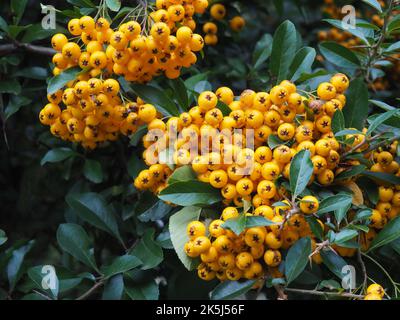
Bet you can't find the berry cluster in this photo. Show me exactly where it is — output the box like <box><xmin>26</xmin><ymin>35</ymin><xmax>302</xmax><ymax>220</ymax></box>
<box><xmin>41</xmin><ymin>1</ymin><xmax>210</xmax><ymax>147</ymax></box>
<box><xmin>202</xmin><ymin>3</ymin><xmax>246</xmax><ymax>46</ymax></box>
<box><xmin>40</xmin><ymin>78</ymin><xmax>159</xmax><ymax>149</ymax></box>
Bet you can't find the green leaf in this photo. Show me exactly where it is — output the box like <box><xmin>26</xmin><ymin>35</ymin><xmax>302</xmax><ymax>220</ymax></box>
<box><xmin>217</xmin><ymin>100</ymin><xmax>231</xmax><ymax>117</ymax></box>
<box><xmin>362</xmin><ymin>0</ymin><xmax>382</xmax><ymax>12</ymax></box>
<box><xmin>167</xmin><ymin>165</ymin><xmax>197</xmax><ymax>184</ymax></box>
<box><xmin>102</xmin><ymin>255</ymin><xmax>142</xmax><ymax>278</ymax></box>
<box><xmin>321</xmin><ymin>249</ymin><xmax>348</xmax><ymax>279</ymax></box>
<box><xmin>137</xmin><ymin>200</ymin><xmax>172</xmax><ymax>223</ymax></box>
<box><xmin>105</xmin><ymin>0</ymin><xmax>121</xmax><ymax>11</ymax></box>
<box><xmin>344</xmin><ymin>78</ymin><xmax>369</xmax><ymax>130</ymax></box>
<box><xmin>367</xmin><ymin>109</ymin><xmax>400</xmax><ymax>136</ymax></box>
<box><xmin>268</xmin><ymin>134</ymin><xmax>286</xmax><ymax>149</ymax></box>
<box><xmin>130</xmin><ymin>83</ymin><xmax>179</xmax><ymax>116</ymax></box>
<box><xmin>289</xmin><ymin>150</ymin><xmax>313</xmax><ymax>198</ymax></box>
<box><xmin>331</xmin><ymin>110</ymin><xmax>345</xmax><ymax>135</ymax></box>
<box><xmin>66</xmin><ymin>192</ymin><xmax>123</xmax><ymax>243</ymax></box>
<box><xmin>169</xmin><ymin>206</ymin><xmax>201</xmax><ymax>270</ymax></box>
<box><xmin>384</xmin><ymin>41</ymin><xmax>400</xmax><ymax>53</ymax></box>
<box><xmin>253</xmin><ymin>33</ymin><xmax>273</xmax><ymax>70</ymax></box>
<box><xmin>102</xmin><ymin>274</ymin><xmax>124</xmax><ymax>300</ymax></box>
<box><xmin>335</xmin><ymin>165</ymin><xmax>366</xmax><ymax>181</ymax></box>
<box><xmin>285</xmin><ymin>237</ymin><xmax>312</xmax><ymax>284</ymax></box>
<box><xmin>288</xmin><ymin>47</ymin><xmax>316</xmax><ymax>82</ymax></box>
<box><xmin>56</xmin><ymin>223</ymin><xmax>98</xmax><ymax>272</ymax></box>
<box><xmin>0</xmin><ymin>16</ymin><xmax>9</xmax><ymax>33</ymax></box>
<box><xmin>169</xmin><ymin>78</ymin><xmax>188</xmax><ymax>111</ymax></box>
<box><xmin>83</xmin><ymin>159</ymin><xmax>103</xmax><ymax>184</ymax></box>
<box><xmin>222</xmin><ymin>215</ymin><xmax>247</xmax><ymax>235</ymax></box>
<box><xmin>362</xmin><ymin>171</ymin><xmax>400</xmax><ymax>185</ymax></box>
<box><xmin>184</xmin><ymin>72</ymin><xmax>209</xmax><ymax>92</ymax></box>
<box><xmin>319</xmin><ymin>42</ymin><xmax>361</xmax><ymax>69</ymax></box>
<box><xmin>369</xmin><ymin>217</ymin><xmax>400</xmax><ymax>251</ymax></box>
<box><xmin>158</xmin><ymin>180</ymin><xmax>222</xmax><ymax>207</ymax></box>
<box><xmin>7</xmin><ymin>240</ymin><xmax>34</xmax><ymax>291</ymax></box>
<box><xmin>4</xmin><ymin>95</ymin><xmax>31</xmax><ymax>120</ymax></box>
<box><xmin>41</xmin><ymin>148</ymin><xmax>77</xmax><ymax>166</ymax></box>
<box><xmin>334</xmin><ymin>203</ymin><xmax>351</xmax><ymax>225</ymax></box>
<box><xmin>333</xmin><ymin>229</ymin><xmax>358</xmax><ymax>245</ymax></box>
<box><xmin>246</xmin><ymin>216</ymin><xmax>276</xmax><ymax>228</ymax></box>
<box><xmin>317</xmin><ymin>194</ymin><xmax>353</xmax><ymax>215</ymax></box>
<box><xmin>125</xmin><ymin>281</ymin><xmax>159</xmax><ymax>300</ymax></box>
<box><xmin>0</xmin><ymin>229</ymin><xmax>7</xmax><ymax>246</ymax></box>
<box><xmin>323</xmin><ymin>19</ymin><xmax>369</xmax><ymax>44</ymax></box>
<box><xmin>210</xmin><ymin>280</ymin><xmax>256</xmax><ymax>300</ymax></box>
<box><xmin>387</xmin><ymin>14</ymin><xmax>400</xmax><ymax>34</ymax></box>
<box><xmin>0</xmin><ymin>79</ymin><xmax>21</xmax><ymax>95</ymax></box>
<box><xmin>270</xmin><ymin>20</ymin><xmax>297</xmax><ymax>83</ymax></box>
<box><xmin>47</xmin><ymin>67</ymin><xmax>82</xmax><ymax>94</ymax></box>
<box><xmin>132</xmin><ymin>228</ymin><xmax>163</xmax><ymax>270</ymax></box>
<box><xmin>306</xmin><ymin>216</ymin><xmax>323</xmax><ymax>240</ymax></box>
<box><xmin>369</xmin><ymin>99</ymin><xmax>395</xmax><ymax>111</ymax></box>
<box><xmin>353</xmin><ymin>208</ymin><xmax>372</xmax><ymax>221</ymax></box>
<box><xmin>11</xmin><ymin>0</ymin><xmax>28</xmax><ymax>25</ymax></box>
<box><xmin>28</xmin><ymin>265</ymin><xmax>59</xmax><ymax>299</ymax></box>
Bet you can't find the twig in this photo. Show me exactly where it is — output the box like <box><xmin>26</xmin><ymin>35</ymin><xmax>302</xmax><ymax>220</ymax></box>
<box><xmin>274</xmin><ymin>285</ymin><xmax>288</xmax><ymax>300</ymax></box>
<box><xmin>284</xmin><ymin>288</ymin><xmax>364</xmax><ymax>299</ymax></box>
<box><xmin>357</xmin><ymin>248</ymin><xmax>367</xmax><ymax>292</ymax></box>
<box><xmin>32</xmin><ymin>290</ymin><xmax>53</xmax><ymax>300</ymax></box>
<box><xmin>341</xmin><ymin>133</ymin><xmax>383</xmax><ymax>159</ymax></box>
<box><xmin>0</xmin><ymin>42</ymin><xmax>55</xmax><ymax>56</ymax></box>
<box><xmin>76</xmin><ymin>280</ymin><xmax>105</xmax><ymax>300</ymax></box>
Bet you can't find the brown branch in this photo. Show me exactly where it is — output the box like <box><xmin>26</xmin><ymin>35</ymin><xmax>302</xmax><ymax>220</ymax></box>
<box><xmin>284</xmin><ymin>288</ymin><xmax>364</xmax><ymax>299</ymax></box>
<box><xmin>76</xmin><ymin>280</ymin><xmax>105</xmax><ymax>300</ymax></box>
<box><xmin>0</xmin><ymin>41</ymin><xmax>55</xmax><ymax>56</ymax></box>
<box><xmin>274</xmin><ymin>285</ymin><xmax>288</xmax><ymax>300</ymax></box>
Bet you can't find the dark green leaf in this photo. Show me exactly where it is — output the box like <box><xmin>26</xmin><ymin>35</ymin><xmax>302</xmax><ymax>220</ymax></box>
<box><xmin>344</xmin><ymin>78</ymin><xmax>369</xmax><ymax>130</ymax></box>
<box><xmin>335</xmin><ymin>165</ymin><xmax>366</xmax><ymax>181</ymax></box>
<box><xmin>288</xmin><ymin>47</ymin><xmax>316</xmax><ymax>82</ymax></box>
<box><xmin>83</xmin><ymin>159</ymin><xmax>103</xmax><ymax>184</ymax></box>
<box><xmin>317</xmin><ymin>194</ymin><xmax>353</xmax><ymax>215</ymax></box>
<box><xmin>331</xmin><ymin>110</ymin><xmax>345</xmax><ymax>135</ymax></box>
<box><xmin>125</xmin><ymin>281</ymin><xmax>159</xmax><ymax>300</ymax></box>
<box><xmin>7</xmin><ymin>240</ymin><xmax>34</xmax><ymax>291</ymax></box>
<box><xmin>367</xmin><ymin>109</ymin><xmax>400</xmax><ymax>136</ymax></box>
<box><xmin>323</xmin><ymin>19</ymin><xmax>369</xmax><ymax>44</ymax></box>
<box><xmin>0</xmin><ymin>229</ymin><xmax>7</xmax><ymax>246</ymax></box>
<box><xmin>167</xmin><ymin>165</ymin><xmax>197</xmax><ymax>184</ymax></box>
<box><xmin>105</xmin><ymin>0</ymin><xmax>121</xmax><ymax>11</ymax></box>
<box><xmin>362</xmin><ymin>0</ymin><xmax>382</xmax><ymax>12</ymax></box>
<box><xmin>0</xmin><ymin>79</ymin><xmax>21</xmax><ymax>95</ymax></box>
<box><xmin>362</xmin><ymin>171</ymin><xmax>400</xmax><ymax>185</ymax></box>
<box><xmin>132</xmin><ymin>229</ymin><xmax>163</xmax><ymax>270</ymax></box>
<box><xmin>137</xmin><ymin>199</ymin><xmax>172</xmax><ymax>222</ymax></box>
<box><xmin>57</xmin><ymin>223</ymin><xmax>98</xmax><ymax>272</ymax></box>
<box><xmin>11</xmin><ymin>0</ymin><xmax>28</xmax><ymax>25</ymax></box>
<box><xmin>333</xmin><ymin>229</ymin><xmax>358</xmax><ymax>245</ymax></box>
<box><xmin>222</xmin><ymin>215</ymin><xmax>247</xmax><ymax>235</ymax></box>
<box><xmin>246</xmin><ymin>216</ymin><xmax>276</xmax><ymax>228</ymax></box>
<box><xmin>290</xmin><ymin>150</ymin><xmax>313</xmax><ymax>198</ymax></box>
<box><xmin>169</xmin><ymin>206</ymin><xmax>201</xmax><ymax>270</ymax></box>
<box><xmin>285</xmin><ymin>237</ymin><xmax>312</xmax><ymax>284</ymax></box>
<box><xmin>102</xmin><ymin>274</ymin><xmax>124</xmax><ymax>300</ymax></box>
<box><xmin>66</xmin><ymin>192</ymin><xmax>122</xmax><ymax>242</ymax></box>
<box><xmin>267</xmin><ymin>134</ymin><xmax>286</xmax><ymax>149</ymax></box>
<box><xmin>47</xmin><ymin>67</ymin><xmax>82</xmax><ymax>94</ymax></box>
<box><xmin>369</xmin><ymin>216</ymin><xmax>400</xmax><ymax>251</ymax></box>
<box><xmin>253</xmin><ymin>33</ymin><xmax>273</xmax><ymax>70</ymax></box>
<box><xmin>28</xmin><ymin>265</ymin><xmax>59</xmax><ymax>299</ymax></box>
<box><xmin>321</xmin><ymin>249</ymin><xmax>348</xmax><ymax>279</ymax></box>
<box><xmin>130</xmin><ymin>83</ymin><xmax>179</xmax><ymax>116</ymax></box>
<box><xmin>319</xmin><ymin>42</ymin><xmax>361</xmax><ymax>69</ymax></box>
<box><xmin>270</xmin><ymin>20</ymin><xmax>297</xmax><ymax>83</ymax></box>
<box><xmin>210</xmin><ymin>280</ymin><xmax>256</xmax><ymax>300</ymax></box>
<box><xmin>158</xmin><ymin>180</ymin><xmax>222</xmax><ymax>207</ymax></box>
<box><xmin>4</xmin><ymin>95</ymin><xmax>31</xmax><ymax>120</ymax></box>
<box><xmin>169</xmin><ymin>78</ymin><xmax>188</xmax><ymax>111</ymax></box>
<box><xmin>41</xmin><ymin>148</ymin><xmax>77</xmax><ymax>166</ymax></box>
<box><xmin>102</xmin><ymin>255</ymin><xmax>142</xmax><ymax>278</ymax></box>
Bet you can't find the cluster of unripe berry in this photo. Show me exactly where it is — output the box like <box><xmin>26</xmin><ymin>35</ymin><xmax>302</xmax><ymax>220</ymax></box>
<box><xmin>202</xmin><ymin>3</ymin><xmax>246</xmax><ymax>46</ymax></box>
<box><xmin>40</xmin><ymin>77</ymin><xmax>160</xmax><ymax>149</ymax></box>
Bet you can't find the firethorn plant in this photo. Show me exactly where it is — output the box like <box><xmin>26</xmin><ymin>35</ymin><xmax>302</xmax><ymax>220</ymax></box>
<box><xmin>1</xmin><ymin>0</ymin><xmax>400</xmax><ymax>301</ymax></box>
